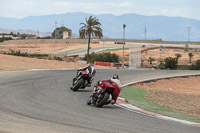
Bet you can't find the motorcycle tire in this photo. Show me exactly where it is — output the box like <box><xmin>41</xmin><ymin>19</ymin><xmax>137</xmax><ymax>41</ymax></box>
<box><xmin>72</xmin><ymin>78</ymin><xmax>84</xmax><ymax>91</ymax></box>
<box><xmin>95</xmin><ymin>93</ymin><xmax>110</xmax><ymax>107</ymax></box>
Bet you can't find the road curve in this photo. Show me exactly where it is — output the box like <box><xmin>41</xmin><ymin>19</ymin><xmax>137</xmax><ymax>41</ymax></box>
<box><xmin>0</xmin><ymin>69</ymin><xmax>200</xmax><ymax>133</ymax></box>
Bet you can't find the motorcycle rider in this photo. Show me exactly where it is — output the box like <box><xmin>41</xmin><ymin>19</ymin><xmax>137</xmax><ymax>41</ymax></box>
<box><xmin>73</xmin><ymin>63</ymin><xmax>96</xmax><ymax>87</ymax></box>
<box><xmin>89</xmin><ymin>74</ymin><xmax>122</xmax><ymax>105</ymax></box>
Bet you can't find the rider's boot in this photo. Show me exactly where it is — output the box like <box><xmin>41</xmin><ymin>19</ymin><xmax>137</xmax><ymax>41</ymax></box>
<box><xmin>87</xmin><ymin>96</ymin><xmax>94</xmax><ymax>105</ymax></box>
<box><xmin>86</xmin><ymin>83</ymin><xmax>91</xmax><ymax>87</ymax></box>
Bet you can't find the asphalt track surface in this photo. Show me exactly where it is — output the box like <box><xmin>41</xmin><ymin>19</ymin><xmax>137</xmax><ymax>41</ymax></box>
<box><xmin>59</xmin><ymin>46</ymin><xmax>122</xmax><ymax>57</ymax></box>
<box><xmin>60</xmin><ymin>43</ymin><xmax>200</xmax><ymax>57</ymax></box>
<box><xmin>0</xmin><ymin>69</ymin><xmax>200</xmax><ymax>133</ymax></box>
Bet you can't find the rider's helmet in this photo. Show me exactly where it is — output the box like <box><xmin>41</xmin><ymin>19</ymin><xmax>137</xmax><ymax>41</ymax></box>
<box><xmin>88</xmin><ymin>63</ymin><xmax>95</xmax><ymax>69</ymax></box>
<box><xmin>112</xmin><ymin>74</ymin><xmax>119</xmax><ymax>79</ymax></box>
<box><xmin>89</xmin><ymin>63</ymin><xmax>94</xmax><ymax>67</ymax></box>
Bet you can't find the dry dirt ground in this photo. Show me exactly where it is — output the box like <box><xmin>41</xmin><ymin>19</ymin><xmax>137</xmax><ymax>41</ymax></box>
<box><xmin>0</xmin><ymin>43</ymin><xmax>122</xmax><ymax>55</ymax></box>
<box><xmin>0</xmin><ymin>43</ymin><xmax>118</xmax><ymax>71</ymax></box>
<box><xmin>132</xmin><ymin>76</ymin><xmax>200</xmax><ymax>118</ymax></box>
<box><xmin>142</xmin><ymin>48</ymin><xmax>200</xmax><ymax>66</ymax></box>
<box><xmin>1</xmin><ymin>43</ymin><xmax>200</xmax><ymax>66</ymax></box>
<box><xmin>110</xmin><ymin>47</ymin><xmax>200</xmax><ymax>65</ymax></box>
<box><xmin>111</xmin><ymin>46</ymin><xmax>200</xmax><ymax>118</ymax></box>
<box><xmin>0</xmin><ymin>54</ymin><xmax>110</xmax><ymax>72</ymax></box>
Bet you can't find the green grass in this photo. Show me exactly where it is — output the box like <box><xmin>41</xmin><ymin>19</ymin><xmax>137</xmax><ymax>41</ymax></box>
<box><xmin>67</xmin><ymin>48</ymin><xmax>82</xmax><ymax>52</ymax></box>
<box><xmin>98</xmin><ymin>48</ymin><xmax>129</xmax><ymax>53</ymax></box>
<box><xmin>97</xmin><ymin>46</ymin><xmax>155</xmax><ymax>53</ymax></box>
<box><xmin>58</xmin><ymin>48</ymin><xmax>82</xmax><ymax>55</ymax></box>
<box><xmin>119</xmin><ymin>86</ymin><xmax>200</xmax><ymax>123</ymax></box>
<box><xmin>17</xmin><ymin>46</ymin><xmax>38</xmax><ymax>48</ymax></box>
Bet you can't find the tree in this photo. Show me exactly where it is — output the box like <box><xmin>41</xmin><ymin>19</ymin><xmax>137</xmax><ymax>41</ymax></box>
<box><xmin>191</xmin><ymin>59</ymin><xmax>200</xmax><ymax>70</ymax></box>
<box><xmin>79</xmin><ymin>16</ymin><xmax>103</xmax><ymax>63</ymax></box>
<box><xmin>17</xmin><ymin>32</ymin><xmax>20</xmax><ymax>37</ymax></box>
<box><xmin>52</xmin><ymin>26</ymin><xmax>72</xmax><ymax>39</ymax></box>
<box><xmin>148</xmin><ymin>57</ymin><xmax>155</xmax><ymax>65</ymax></box>
<box><xmin>188</xmin><ymin>52</ymin><xmax>194</xmax><ymax>63</ymax></box>
<box><xmin>175</xmin><ymin>53</ymin><xmax>182</xmax><ymax>62</ymax></box>
<box><xmin>10</xmin><ymin>32</ymin><xmax>14</xmax><ymax>35</ymax></box>
<box><xmin>164</xmin><ymin>57</ymin><xmax>178</xmax><ymax>70</ymax></box>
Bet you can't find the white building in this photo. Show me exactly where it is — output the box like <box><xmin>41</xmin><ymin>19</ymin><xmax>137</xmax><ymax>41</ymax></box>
<box><xmin>63</xmin><ymin>31</ymin><xmax>69</xmax><ymax>39</ymax></box>
<box><xmin>0</xmin><ymin>34</ymin><xmax>13</xmax><ymax>38</ymax></box>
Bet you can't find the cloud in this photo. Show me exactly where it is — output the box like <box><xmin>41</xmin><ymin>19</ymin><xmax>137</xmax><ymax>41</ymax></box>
<box><xmin>53</xmin><ymin>1</ymin><xmax>132</xmax><ymax>12</ymax></box>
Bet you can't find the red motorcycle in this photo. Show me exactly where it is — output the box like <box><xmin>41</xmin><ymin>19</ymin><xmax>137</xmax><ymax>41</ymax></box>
<box><xmin>71</xmin><ymin>70</ymin><xmax>94</xmax><ymax>91</ymax></box>
<box><xmin>87</xmin><ymin>80</ymin><xmax>116</xmax><ymax>107</ymax></box>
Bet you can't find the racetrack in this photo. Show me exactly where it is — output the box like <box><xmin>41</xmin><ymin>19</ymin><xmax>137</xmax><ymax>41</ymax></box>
<box><xmin>0</xmin><ymin>69</ymin><xmax>200</xmax><ymax>133</ymax></box>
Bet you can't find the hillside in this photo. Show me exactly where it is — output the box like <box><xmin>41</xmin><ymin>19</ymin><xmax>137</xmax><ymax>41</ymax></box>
<box><xmin>0</xmin><ymin>12</ymin><xmax>200</xmax><ymax>41</ymax></box>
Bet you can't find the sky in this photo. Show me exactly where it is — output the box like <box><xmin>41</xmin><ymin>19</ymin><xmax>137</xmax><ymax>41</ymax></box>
<box><xmin>0</xmin><ymin>0</ymin><xmax>199</xmax><ymax>20</ymax></box>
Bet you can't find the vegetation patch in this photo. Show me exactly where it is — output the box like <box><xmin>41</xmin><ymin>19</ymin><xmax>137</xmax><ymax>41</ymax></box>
<box><xmin>119</xmin><ymin>86</ymin><xmax>200</xmax><ymax>123</ymax></box>
<box><xmin>0</xmin><ymin>37</ymin><xmax>13</xmax><ymax>42</ymax></box>
<box><xmin>4</xmin><ymin>50</ymin><xmax>63</xmax><ymax>61</ymax></box>
<box><xmin>191</xmin><ymin>59</ymin><xmax>200</xmax><ymax>70</ymax></box>
<box><xmin>84</xmin><ymin>52</ymin><xmax>119</xmax><ymax>63</ymax></box>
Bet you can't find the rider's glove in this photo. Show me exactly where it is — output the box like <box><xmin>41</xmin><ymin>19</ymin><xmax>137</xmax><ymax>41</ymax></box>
<box><xmin>78</xmin><ymin>67</ymin><xmax>82</xmax><ymax>71</ymax></box>
<box><xmin>97</xmin><ymin>80</ymin><xmax>102</xmax><ymax>85</ymax></box>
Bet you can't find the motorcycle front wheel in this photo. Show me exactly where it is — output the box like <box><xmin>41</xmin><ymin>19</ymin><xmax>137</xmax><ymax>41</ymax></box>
<box><xmin>95</xmin><ymin>93</ymin><xmax>110</xmax><ymax>107</ymax></box>
<box><xmin>71</xmin><ymin>78</ymin><xmax>84</xmax><ymax>91</ymax></box>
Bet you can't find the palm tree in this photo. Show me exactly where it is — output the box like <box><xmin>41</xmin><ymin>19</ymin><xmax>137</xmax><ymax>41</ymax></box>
<box><xmin>79</xmin><ymin>16</ymin><xmax>103</xmax><ymax>63</ymax></box>
<box><xmin>188</xmin><ymin>52</ymin><xmax>194</xmax><ymax>63</ymax></box>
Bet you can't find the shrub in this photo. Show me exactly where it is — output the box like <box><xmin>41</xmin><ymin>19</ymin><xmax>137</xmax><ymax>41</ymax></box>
<box><xmin>16</xmin><ymin>50</ymin><xmax>21</xmax><ymax>56</ymax></box>
<box><xmin>0</xmin><ymin>37</ymin><xmax>13</xmax><ymax>42</ymax></box>
<box><xmin>159</xmin><ymin>60</ymin><xmax>165</xmax><ymax>69</ymax></box>
<box><xmin>84</xmin><ymin>52</ymin><xmax>119</xmax><ymax>63</ymax></box>
<box><xmin>53</xmin><ymin>56</ymin><xmax>62</xmax><ymax>61</ymax></box>
<box><xmin>7</xmin><ymin>50</ymin><xmax>28</xmax><ymax>57</ymax></box>
<box><xmin>148</xmin><ymin>57</ymin><xmax>155</xmax><ymax>65</ymax></box>
<box><xmin>191</xmin><ymin>59</ymin><xmax>200</xmax><ymax>70</ymax></box>
<box><xmin>164</xmin><ymin>57</ymin><xmax>178</xmax><ymax>70</ymax></box>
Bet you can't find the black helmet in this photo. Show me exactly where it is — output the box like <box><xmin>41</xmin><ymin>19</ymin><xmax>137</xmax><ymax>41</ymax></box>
<box><xmin>112</xmin><ymin>74</ymin><xmax>119</xmax><ymax>79</ymax></box>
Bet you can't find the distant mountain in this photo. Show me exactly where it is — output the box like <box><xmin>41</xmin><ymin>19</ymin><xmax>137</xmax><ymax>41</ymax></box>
<box><xmin>0</xmin><ymin>28</ymin><xmax>51</xmax><ymax>37</ymax></box>
<box><xmin>0</xmin><ymin>12</ymin><xmax>200</xmax><ymax>41</ymax></box>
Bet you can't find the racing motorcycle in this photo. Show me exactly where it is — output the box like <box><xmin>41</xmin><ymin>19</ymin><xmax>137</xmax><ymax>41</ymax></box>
<box><xmin>71</xmin><ymin>69</ymin><xmax>94</xmax><ymax>91</ymax></box>
<box><xmin>87</xmin><ymin>81</ymin><xmax>115</xmax><ymax>107</ymax></box>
